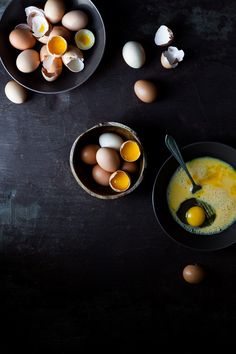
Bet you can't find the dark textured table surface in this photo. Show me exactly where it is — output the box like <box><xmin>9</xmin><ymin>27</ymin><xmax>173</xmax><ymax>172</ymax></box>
<box><xmin>1</xmin><ymin>0</ymin><xmax>236</xmax><ymax>352</ymax></box>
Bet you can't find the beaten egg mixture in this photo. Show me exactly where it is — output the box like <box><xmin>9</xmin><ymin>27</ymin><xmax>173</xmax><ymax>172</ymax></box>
<box><xmin>167</xmin><ymin>157</ymin><xmax>236</xmax><ymax>234</ymax></box>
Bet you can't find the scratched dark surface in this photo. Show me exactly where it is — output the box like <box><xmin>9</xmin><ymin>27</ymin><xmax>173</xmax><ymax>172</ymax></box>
<box><xmin>1</xmin><ymin>0</ymin><xmax>236</xmax><ymax>352</ymax></box>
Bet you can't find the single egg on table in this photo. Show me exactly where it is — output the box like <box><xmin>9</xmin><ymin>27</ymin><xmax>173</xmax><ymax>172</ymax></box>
<box><xmin>99</xmin><ymin>133</ymin><xmax>124</xmax><ymax>151</ymax></box>
<box><xmin>75</xmin><ymin>29</ymin><xmax>95</xmax><ymax>50</ymax></box>
<box><xmin>120</xmin><ymin>140</ymin><xmax>141</xmax><ymax>162</ymax></box>
<box><xmin>80</xmin><ymin>144</ymin><xmax>100</xmax><ymax>165</ymax></box>
<box><xmin>62</xmin><ymin>10</ymin><xmax>88</xmax><ymax>32</ymax></box>
<box><xmin>122</xmin><ymin>41</ymin><xmax>146</xmax><ymax>69</ymax></box>
<box><xmin>109</xmin><ymin>170</ymin><xmax>131</xmax><ymax>192</ymax></box>
<box><xmin>5</xmin><ymin>80</ymin><xmax>27</xmax><ymax>104</ymax></box>
<box><xmin>96</xmin><ymin>147</ymin><xmax>120</xmax><ymax>173</ymax></box>
<box><xmin>186</xmin><ymin>206</ymin><xmax>206</xmax><ymax>227</ymax></box>
<box><xmin>134</xmin><ymin>80</ymin><xmax>158</xmax><ymax>103</ymax></box>
<box><xmin>183</xmin><ymin>264</ymin><xmax>205</xmax><ymax>284</ymax></box>
<box><xmin>16</xmin><ymin>49</ymin><xmax>40</xmax><ymax>73</ymax></box>
<box><xmin>92</xmin><ymin>165</ymin><xmax>111</xmax><ymax>187</ymax></box>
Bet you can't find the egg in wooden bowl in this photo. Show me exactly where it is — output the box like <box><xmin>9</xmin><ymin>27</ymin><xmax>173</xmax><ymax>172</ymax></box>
<box><xmin>70</xmin><ymin>122</ymin><xmax>146</xmax><ymax>199</ymax></box>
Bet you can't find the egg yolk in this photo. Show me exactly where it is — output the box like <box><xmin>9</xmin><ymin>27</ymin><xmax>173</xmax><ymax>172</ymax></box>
<box><xmin>186</xmin><ymin>206</ymin><xmax>206</xmax><ymax>227</ymax></box>
<box><xmin>110</xmin><ymin>171</ymin><xmax>130</xmax><ymax>192</ymax></box>
<box><xmin>48</xmin><ymin>36</ymin><xmax>67</xmax><ymax>56</ymax></box>
<box><xmin>78</xmin><ymin>33</ymin><xmax>91</xmax><ymax>46</ymax></box>
<box><xmin>39</xmin><ymin>23</ymin><xmax>45</xmax><ymax>33</ymax></box>
<box><xmin>120</xmin><ymin>141</ymin><xmax>141</xmax><ymax>162</ymax></box>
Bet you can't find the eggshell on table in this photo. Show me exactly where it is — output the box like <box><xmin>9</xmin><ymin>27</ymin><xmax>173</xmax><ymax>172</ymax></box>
<box><xmin>5</xmin><ymin>81</ymin><xmax>27</xmax><ymax>104</ymax></box>
<box><xmin>92</xmin><ymin>165</ymin><xmax>111</xmax><ymax>186</ymax></box>
<box><xmin>9</xmin><ymin>28</ymin><xmax>36</xmax><ymax>50</ymax></box>
<box><xmin>44</xmin><ymin>0</ymin><xmax>65</xmax><ymax>24</ymax></box>
<box><xmin>96</xmin><ymin>147</ymin><xmax>120</xmax><ymax>173</ymax></box>
<box><xmin>62</xmin><ymin>10</ymin><xmax>88</xmax><ymax>31</ymax></box>
<box><xmin>134</xmin><ymin>80</ymin><xmax>158</xmax><ymax>103</ymax></box>
<box><xmin>16</xmin><ymin>49</ymin><xmax>40</xmax><ymax>73</ymax></box>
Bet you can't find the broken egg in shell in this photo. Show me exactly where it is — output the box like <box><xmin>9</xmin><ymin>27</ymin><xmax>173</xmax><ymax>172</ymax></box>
<box><xmin>109</xmin><ymin>170</ymin><xmax>131</xmax><ymax>192</ymax></box>
<box><xmin>62</xmin><ymin>45</ymin><xmax>84</xmax><ymax>73</ymax></box>
<box><xmin>161</xmin><ymin>46</ymin><xmax>185</xmax><ymax>69</ymax></box>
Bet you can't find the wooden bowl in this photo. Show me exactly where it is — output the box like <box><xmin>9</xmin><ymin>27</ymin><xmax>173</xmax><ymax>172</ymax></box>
<box><xmin>70</xmin><ymin>122</ymin><xmax>146</xmax><ymax>199</ymax></box>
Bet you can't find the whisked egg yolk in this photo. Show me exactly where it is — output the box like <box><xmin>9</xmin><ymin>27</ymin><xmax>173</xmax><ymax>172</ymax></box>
<box><xmin>109</xmin><ymin>170</ymin><xmax>130</xmax><ymax>192</ymax></box>
<box><xmin>47</xmin><ymin>36</ymin><xmax>67</xmax><ymax>56</ymax></box>
<box><xmin>120</xmin><ymin>140</ymin><xmax>141</xmax><ymax>162</ymax></box>
<box><xmin>186</xmin><ymin>206</ymin><xmax>206</xmax><ymax>227</ymax></box>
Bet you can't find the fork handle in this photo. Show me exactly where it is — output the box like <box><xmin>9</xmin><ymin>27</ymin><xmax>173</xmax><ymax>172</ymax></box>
<box><xmin>165</xmin><ymin>135</ymin><xmax>198</xmax><ymax>187</ymax></box>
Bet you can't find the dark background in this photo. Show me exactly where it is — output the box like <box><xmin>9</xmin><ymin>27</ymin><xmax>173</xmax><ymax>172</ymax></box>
<box><xmin>1</xmin><ymin>0</ymin><xmax>236</xmax><ymax>352</ymax></box>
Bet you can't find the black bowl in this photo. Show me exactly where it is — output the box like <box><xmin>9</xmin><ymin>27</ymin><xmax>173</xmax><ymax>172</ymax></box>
<box><xmin>0</xmin><ymin>0</ymin><xmax>106</xmax><ymax>94</ymax></box>
<box><xmin>152</xmin><ymin>142</ymin><xmax>236</xmax><ymax>251</ymax></box>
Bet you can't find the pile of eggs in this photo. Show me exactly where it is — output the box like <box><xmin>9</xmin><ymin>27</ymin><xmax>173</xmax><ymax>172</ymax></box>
<box><xmin>80</xmin><ymin>132</ymin><xmax>141</xmax><ymax>193</ymax></box>
<box><xmin>8</xmin><ymin>0</ymin><xmax>95</xmax><ymax>82</ymax></box>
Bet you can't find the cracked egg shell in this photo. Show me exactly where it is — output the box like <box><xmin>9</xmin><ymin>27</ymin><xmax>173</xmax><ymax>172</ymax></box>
<box><xmin>25</xmin><ymin>7</ymin><xmax>49</xmax><ymax>38</ymax></box>
<box><xmin>161</xmin><ymin>46</ymin><xmax>185</xmax><ymax>69</ymax></box>
<box><xmin>40</xmin><ymin>45</ymin><xmax>49</xmax><ymax>62</ymax></box>
<box><xmin>154</xmin><ymin>25</ymin><xmax>174</xmax><ymax>46</ymax></box>
<box><xmin>109</xmin><ymin>170</ymin><xmax>131</xmax><ymax>192</ymax></box>
<box><xmin>62</xmin><ymin>45</ymin><xmax>84</xmax><ymax>73</ymax></box>
<box><xmin>42</xmin><ymin>56</ymin><xmax>63</xmax><ymax>82</ymax></box>
<box><xmin>37</xmin><ymin>23</ymin><xmax>53</xmax><ymax>44</ymax></box>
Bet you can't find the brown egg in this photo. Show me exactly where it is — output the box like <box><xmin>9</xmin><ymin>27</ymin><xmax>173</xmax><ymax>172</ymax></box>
<box><xmin>80</xmin><ymin>144</ymin><xmax>99</xmax><ymax>165</ymax></box>
<box><xmin>9</xmin><ymin>28</ymin><xmax>36</xmax><ymax>50</ymax></box>
<box><xmin>183</xmin><ymin>264</ymin><xmax>205</xmax><ymax>284</ymax></box>
<box><xmin>134</xmin><ymin>80</ymin><xmax>158</xmax><ymax>103</ymax></box>
<box><xmin>92</xmin><ymin>165</ymin><xmax>111</xmax><ymax>186</ymax></box>
<box><xmin>121</xmin><ymin>161</ymin><xmax>138</xmax><ymax>174</ymax></box>
<box><xmin>49</xmin><ymin>26</ymin><xmax>71</xmax><ymax>42</ymax></box>
<box><xmin>96</xmin><ymin>147</ymin><xmax>120</xmax><ymax>173</ymax></box>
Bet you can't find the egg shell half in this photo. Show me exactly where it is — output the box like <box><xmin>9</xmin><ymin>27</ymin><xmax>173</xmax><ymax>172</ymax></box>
<box><xmin>96</xmin><ymin>147</ymin><xmax>120</xmax><ymax>173</ymax></box>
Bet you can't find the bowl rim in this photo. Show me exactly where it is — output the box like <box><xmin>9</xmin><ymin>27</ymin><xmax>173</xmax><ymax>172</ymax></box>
<box><xmin>0</xmin><ymin>0</ymin><xmax>106</xmax><ymax>94</ymax></box>
<box><xmin>69</xmin><ymin>122</ymin><xmax>147</xmax><ymax>199</ymax></box>
<box><xmin>152</xmin><ymin>140</ymin><xmax>236</xmax><ymax>251</ymax></box>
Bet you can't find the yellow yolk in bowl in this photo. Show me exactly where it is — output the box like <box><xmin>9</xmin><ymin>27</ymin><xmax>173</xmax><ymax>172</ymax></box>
<box><xmin>120</xmin><ymin>141</ymin><xmax>141</xmax><ymax>162</ymax></box>
<box><xmin>186</xmin><ymin>206</ymin><xmax>206</xmax><ymax>227</ymax></box>
<box><xmin>109</xmin><ymin>170</ymin><xmax>131</xmax><ymax>192</ymax></box>
<box><xmin>47</xmin><ymin>36</ymin><xmax>67</xmax><ymax>56</ymax></box>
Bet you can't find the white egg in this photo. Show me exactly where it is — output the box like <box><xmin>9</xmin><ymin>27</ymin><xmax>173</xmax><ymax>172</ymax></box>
<box><xmin>5</xmin><ymin>81</ymin><xmax>27</xmax><ymax>104</ymax></box>
<box><xmin>99</xmin><ymin>133</ymin><xmax>124</xmax><ymax>151</ymax></box>
<box><xmin>122</xmin><ymin>41</ymin><xmax>146</xmax><ymax>69</ymax></box>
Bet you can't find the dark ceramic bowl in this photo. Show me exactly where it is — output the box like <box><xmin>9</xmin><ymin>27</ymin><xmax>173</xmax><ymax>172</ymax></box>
<box><xmin>152</xmin><ymin>142</ymin><xmax>236</xmax><ymax>251</ymax></box>
<box><xmin>0</xmin><ymin>0</ymin><xmax>106</xmax><ymax>94</ymax></box>
<box><xmin>70</xmin><ymin>122</ymin><xmax>146</xmax><ymax>199</ymax></box>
